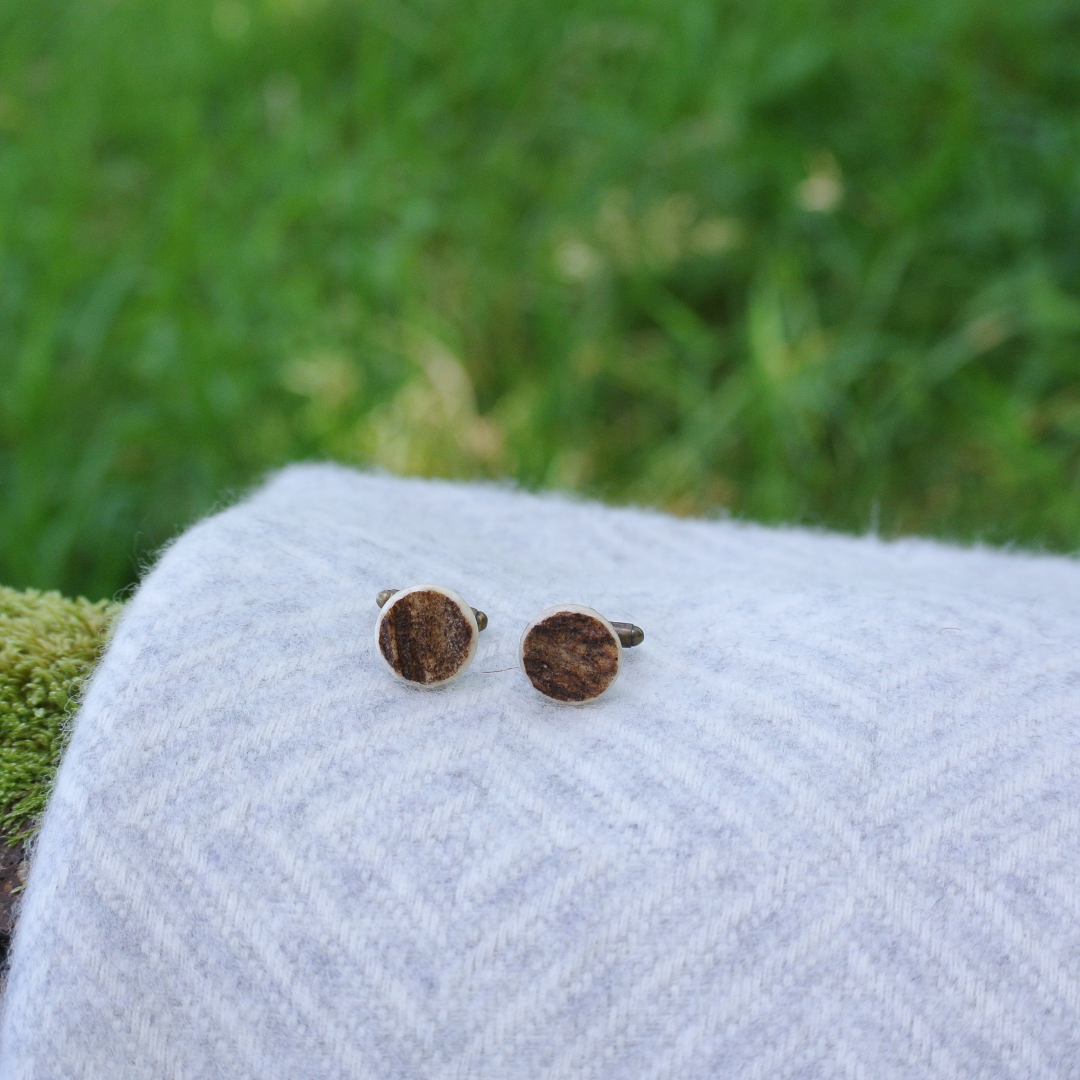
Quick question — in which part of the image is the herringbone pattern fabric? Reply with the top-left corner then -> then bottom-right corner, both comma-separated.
2,466 -> 1079,1078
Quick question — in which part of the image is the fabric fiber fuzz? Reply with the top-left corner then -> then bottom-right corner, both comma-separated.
2,465 -> 1079,1079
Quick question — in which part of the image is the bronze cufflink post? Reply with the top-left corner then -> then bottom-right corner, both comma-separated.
609,622 -> 644,648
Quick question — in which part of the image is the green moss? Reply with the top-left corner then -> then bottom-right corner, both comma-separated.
0,587 -> 123,841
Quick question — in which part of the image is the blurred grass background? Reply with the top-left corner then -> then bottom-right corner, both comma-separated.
2,0 -> 1080,602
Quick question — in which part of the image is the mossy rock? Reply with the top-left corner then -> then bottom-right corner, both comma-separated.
0,588 -> 123,841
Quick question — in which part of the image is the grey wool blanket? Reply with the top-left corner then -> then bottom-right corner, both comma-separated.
2,465 -> 1080,1079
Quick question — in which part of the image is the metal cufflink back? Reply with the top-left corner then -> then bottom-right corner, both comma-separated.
519,605 -> 644,704
376,586 -> 488,687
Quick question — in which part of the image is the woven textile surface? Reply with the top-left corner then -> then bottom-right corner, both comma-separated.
2,465 -> 1079,1079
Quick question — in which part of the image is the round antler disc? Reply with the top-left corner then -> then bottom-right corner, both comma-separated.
520,606 -> 622,703
377,586 -> 478,686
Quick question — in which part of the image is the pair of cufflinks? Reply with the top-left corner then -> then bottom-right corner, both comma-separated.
374,585 -> 644,704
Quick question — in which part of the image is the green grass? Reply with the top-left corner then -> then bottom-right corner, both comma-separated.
0,587 -> 122,839
2,0 -> 1080,601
